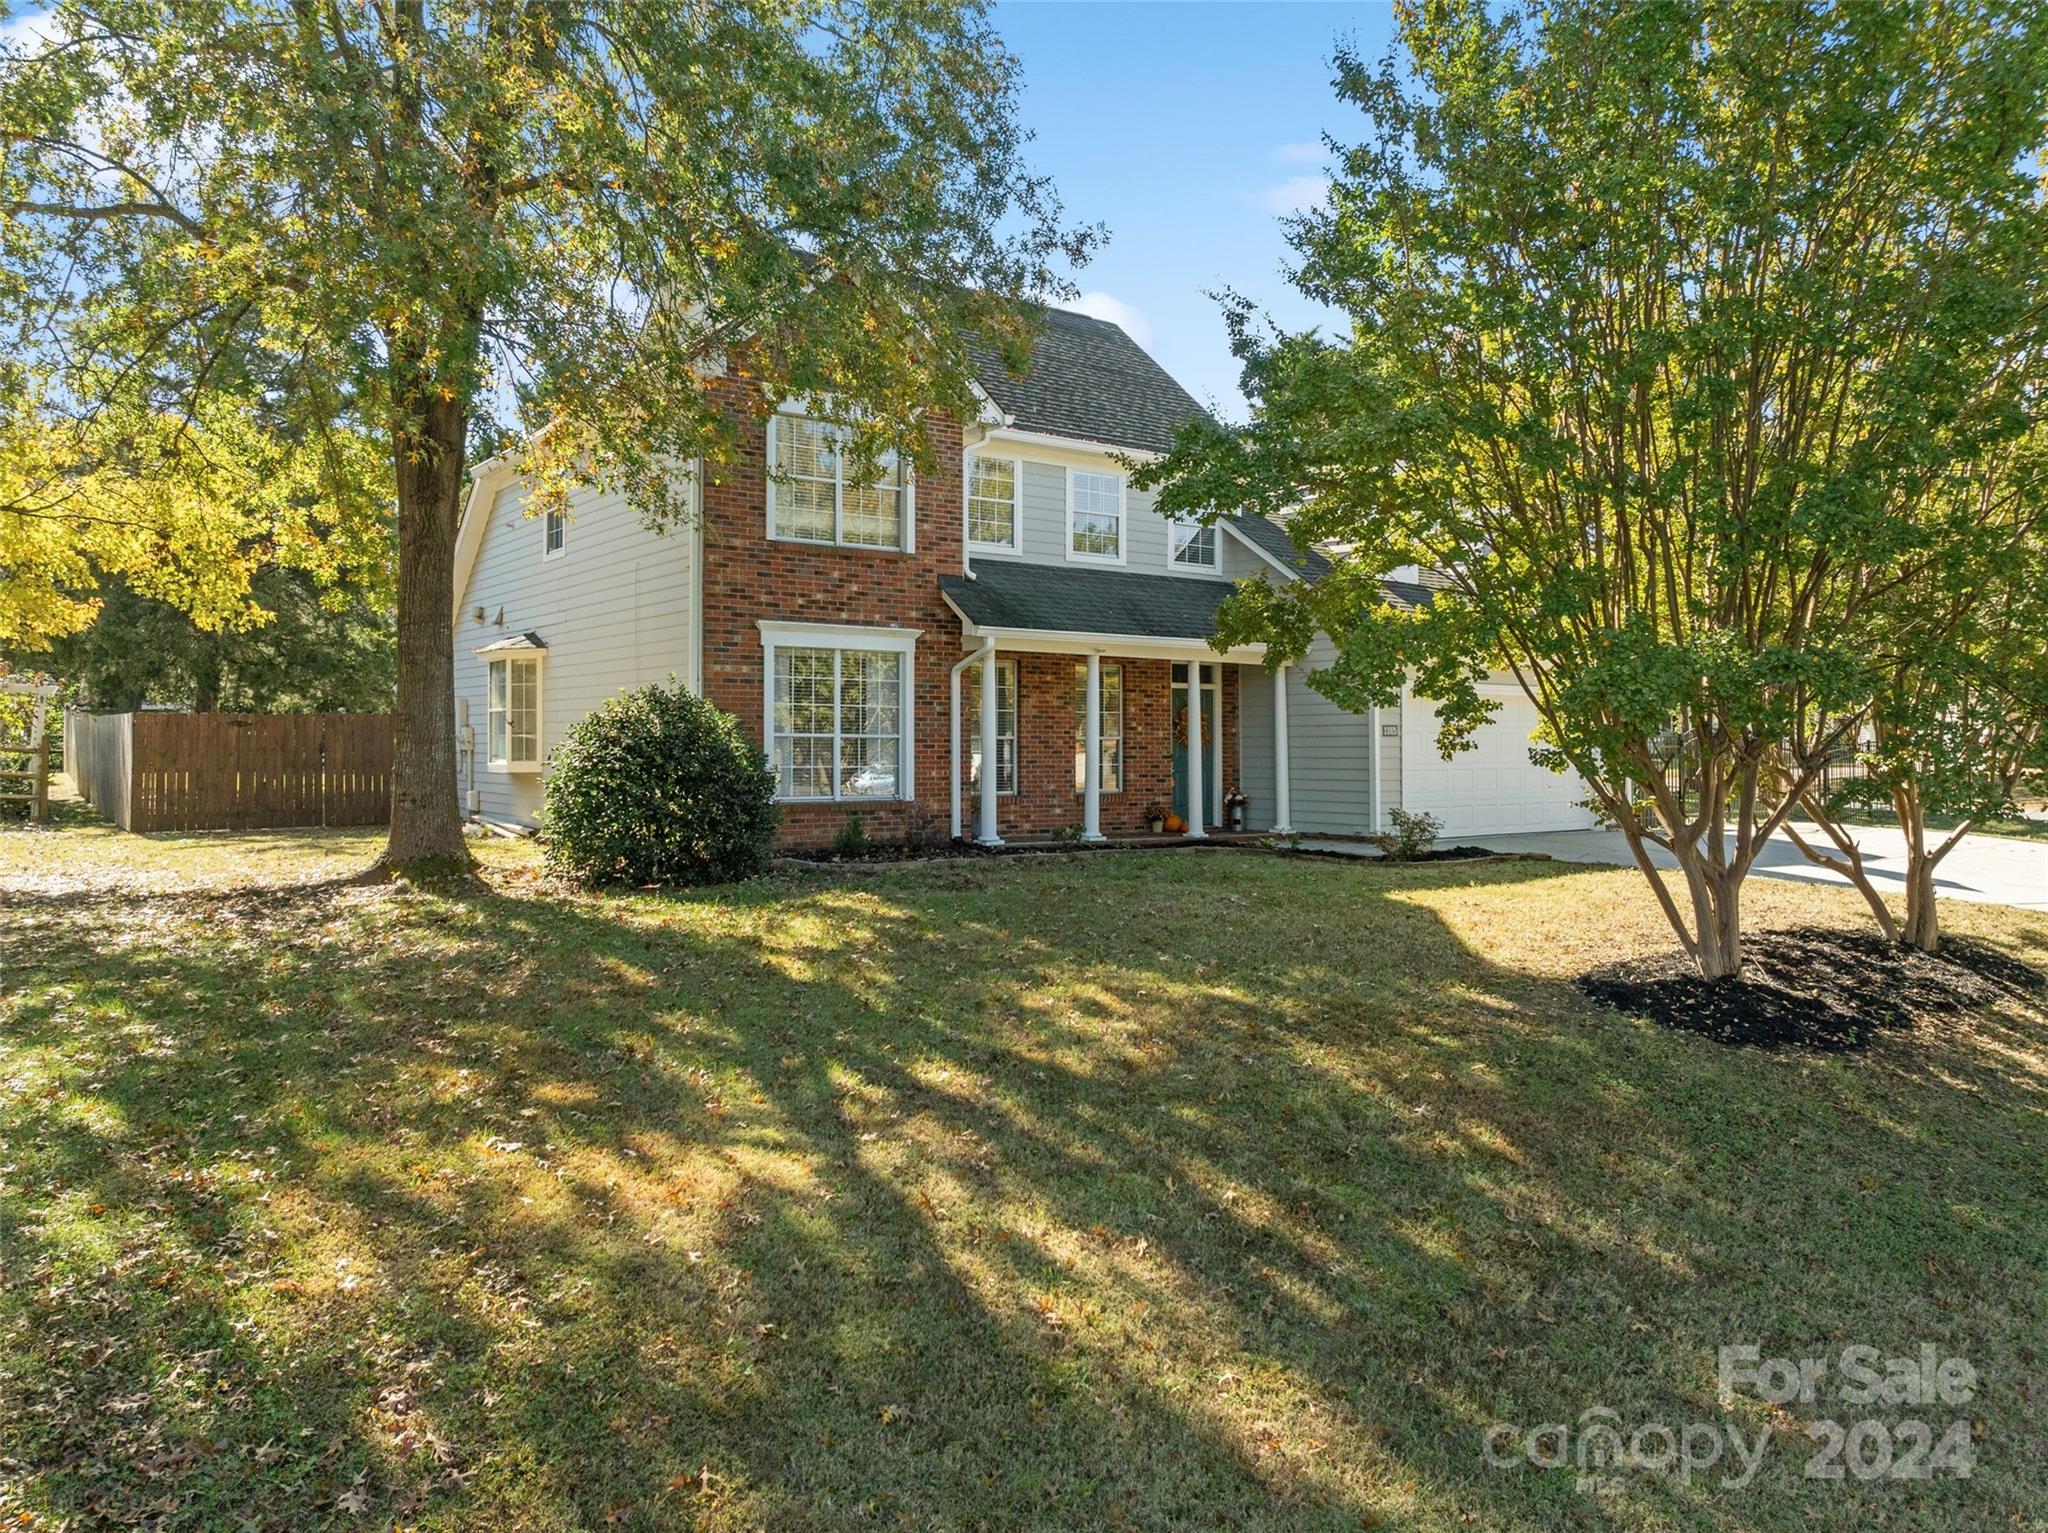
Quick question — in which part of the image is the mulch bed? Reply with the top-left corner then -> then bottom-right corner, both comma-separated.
1577,925 -> 2045,1052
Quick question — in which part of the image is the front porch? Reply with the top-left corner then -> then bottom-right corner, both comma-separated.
939,563 -> 1302,847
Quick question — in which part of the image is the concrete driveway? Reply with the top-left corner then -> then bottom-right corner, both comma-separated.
1462,822 -> 2048,913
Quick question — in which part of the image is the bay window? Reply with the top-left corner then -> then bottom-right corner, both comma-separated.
485,654 -> 542,773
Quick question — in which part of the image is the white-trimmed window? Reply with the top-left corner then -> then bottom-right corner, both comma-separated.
543,508 -> 566,559
768,411 -> 911,551
1073,663 -> 1123,793
760,623 -> 918,801
965,658 -> 1019,794
967,455 -> 1020,551
485,655 -> 542,772
1068,469 -> 1124,561
1169,518 -> 1217,569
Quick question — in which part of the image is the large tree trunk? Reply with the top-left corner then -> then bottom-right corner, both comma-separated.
1672,845 -> 1745,980
378,386 -> 474,875
1896,786 -> 1944,953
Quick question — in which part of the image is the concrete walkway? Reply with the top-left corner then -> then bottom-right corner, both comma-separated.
1457,823 -> 2048,913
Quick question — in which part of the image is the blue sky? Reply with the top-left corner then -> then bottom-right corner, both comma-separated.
993,2 -> 1398,417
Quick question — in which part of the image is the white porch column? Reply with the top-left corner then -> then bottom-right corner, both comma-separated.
1272,661 -> 1293,833
1082,651 -> 1105,842
1184,661 -> 1206,839
977,644 -> 1003,846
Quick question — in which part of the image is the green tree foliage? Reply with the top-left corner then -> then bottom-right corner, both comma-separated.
1,0 -> 1092,871
1145,0 -> 2048,978
1786,455 -> 2048,951
16,564 -> 395,714
540,683 -> 779,888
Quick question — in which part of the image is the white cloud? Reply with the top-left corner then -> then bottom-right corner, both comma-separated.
1273,140 -> 1326,165
1055,290 -> 1154,347
1258,175 -> 1332,216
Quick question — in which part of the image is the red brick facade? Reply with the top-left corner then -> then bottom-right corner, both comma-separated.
694,374 -> 1241,851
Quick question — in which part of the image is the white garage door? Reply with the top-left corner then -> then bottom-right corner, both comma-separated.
1404,690 -> 1596,836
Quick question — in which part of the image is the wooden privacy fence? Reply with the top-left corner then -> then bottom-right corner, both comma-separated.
65,711 -> 394,832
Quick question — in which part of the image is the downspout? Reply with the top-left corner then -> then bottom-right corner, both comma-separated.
950,634 -> 993,842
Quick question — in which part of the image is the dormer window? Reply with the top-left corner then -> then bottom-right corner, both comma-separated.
767,410 -> 912,551
1170,519 -> 1217,569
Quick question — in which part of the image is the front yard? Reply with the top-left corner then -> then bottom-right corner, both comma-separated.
2,814 -> 2044,1530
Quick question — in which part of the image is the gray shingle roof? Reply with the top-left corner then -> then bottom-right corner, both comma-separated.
941,560 -> 1433,643
969,306 -> 1210,455
1227,514 -> 1331,578
941,563 -> 1239,643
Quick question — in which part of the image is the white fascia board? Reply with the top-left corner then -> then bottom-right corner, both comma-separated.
451,455 -> 521,619
1218,520 -> 1304,581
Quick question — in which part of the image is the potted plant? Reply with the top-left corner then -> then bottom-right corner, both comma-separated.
1223,787 -> 1249,830
1144,800 -> 1166,834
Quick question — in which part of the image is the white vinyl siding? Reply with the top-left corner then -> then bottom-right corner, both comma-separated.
454,476 -> 700,829
967,455 -> 1020,551
1073,662 -> 1123,793
767,412 -> 911,551
964,658 -> 1018,794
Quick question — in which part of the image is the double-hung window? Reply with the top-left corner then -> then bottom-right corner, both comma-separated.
1073,663 -> 1123,793
485,654 -> 542,773
763,625 -> 916,801
965,658 -> 1018,794
768,412 -> 911,550
967,455 -> 1020,551
1169,518 -> 1217,569
543,508 -> 566,559
1068,469 -> 1124,561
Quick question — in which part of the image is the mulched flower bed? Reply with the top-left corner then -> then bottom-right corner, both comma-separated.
1577,925 -> 2045,1052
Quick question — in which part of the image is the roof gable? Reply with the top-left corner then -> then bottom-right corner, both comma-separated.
969,305 -> 1210,455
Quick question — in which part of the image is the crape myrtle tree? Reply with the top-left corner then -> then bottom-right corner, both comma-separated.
1142,0 -> 2048,979
1,0 -> 1092,874
1783,466 -> 2048,951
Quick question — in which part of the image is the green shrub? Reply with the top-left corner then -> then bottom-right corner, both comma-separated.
831,811 -> 870,859
540,683 -> 778,887
1373,807 -> 1443,862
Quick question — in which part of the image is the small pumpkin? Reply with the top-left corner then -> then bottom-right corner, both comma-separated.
1162,811 -> 1187,833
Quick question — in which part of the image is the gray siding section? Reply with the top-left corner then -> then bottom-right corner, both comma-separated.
1234,636 -> 1398,835
997,456 -> 1234,580
452,478 -> 697,828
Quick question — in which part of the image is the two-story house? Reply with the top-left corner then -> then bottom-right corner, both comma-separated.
449,305 -> 1595,848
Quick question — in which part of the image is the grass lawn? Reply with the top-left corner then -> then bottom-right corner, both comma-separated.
3,807 -> 2045,1531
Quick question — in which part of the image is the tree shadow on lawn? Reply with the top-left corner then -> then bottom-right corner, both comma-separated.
1,852 -> 2043,1531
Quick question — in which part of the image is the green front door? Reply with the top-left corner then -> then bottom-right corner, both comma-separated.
1170,668 -> 1219,826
